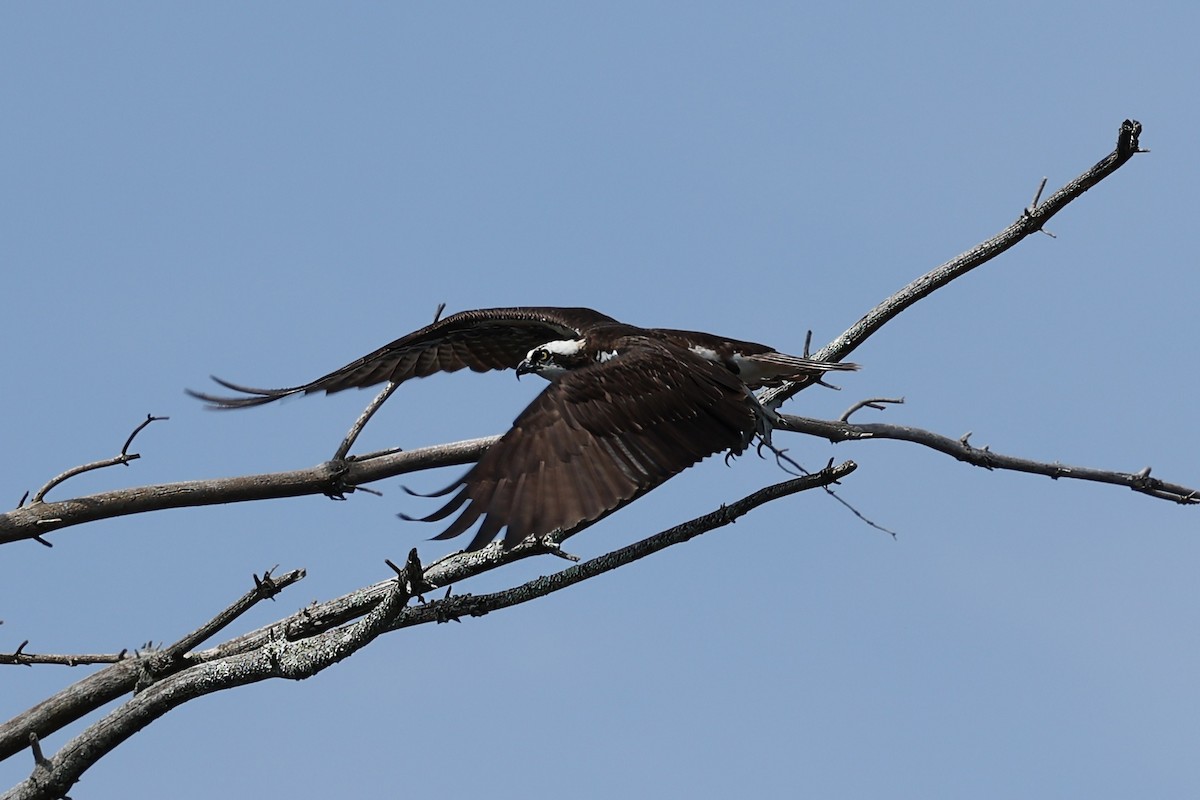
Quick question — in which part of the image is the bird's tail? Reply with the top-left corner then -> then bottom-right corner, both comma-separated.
185,376 -> 307,409
752,352 -> 859,374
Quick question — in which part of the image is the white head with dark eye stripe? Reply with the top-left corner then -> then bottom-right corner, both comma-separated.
516,339 -> 588,380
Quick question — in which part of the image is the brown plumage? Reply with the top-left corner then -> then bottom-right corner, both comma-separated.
188,307 -> 857,549
188,307 -> 619,408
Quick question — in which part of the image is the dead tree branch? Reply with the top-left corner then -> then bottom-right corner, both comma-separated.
28,415 -> 168,506
0,568 -> 305,763
778,414 -> 1198,505
0,643 -> 129,668
0,465 -> 850,799
3,403 -> 1193,551
0,436 -> 497,546
759,119 -> 1146,410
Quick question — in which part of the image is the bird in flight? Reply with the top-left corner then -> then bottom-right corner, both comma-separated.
189,307 -> 857,551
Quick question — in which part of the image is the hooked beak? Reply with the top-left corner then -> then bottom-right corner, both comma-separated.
515,359 -> 535,380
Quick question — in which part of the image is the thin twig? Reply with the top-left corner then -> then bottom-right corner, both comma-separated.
756,444 -> 896,537
840,397 -> 905,423
30,415 -> 168,503
140,567 -> 306,684
1028,176 -> 1048,211
27,734 -> 48,768
330,381 -> 400,465
0,642 -> 131,668
326,299 -> 448,464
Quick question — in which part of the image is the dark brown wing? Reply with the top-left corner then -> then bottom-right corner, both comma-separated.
650,328 -> 859,388
404,340 -> 759,550
187,307 -> 617,408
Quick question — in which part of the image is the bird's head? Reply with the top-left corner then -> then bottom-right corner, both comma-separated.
517,339 -> 588,381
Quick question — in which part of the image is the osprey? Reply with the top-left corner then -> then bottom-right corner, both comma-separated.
189,307 -> 857,550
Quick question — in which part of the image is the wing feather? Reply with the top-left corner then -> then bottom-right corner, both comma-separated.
187,307 -> 617,408
410,341 -> 760,550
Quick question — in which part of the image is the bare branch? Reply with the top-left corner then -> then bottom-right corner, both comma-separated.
0,570 -> 304,761
840,397 -> 905,423
29,415 -> 168,504
386,462 -> 856,627
2,579 -> 413,800
0,662 -> 144,765
5,387 -> 1193,550
760,119 -> 1146,410
0,436 -> 498,546
777,413 -> 1199,505
0,465 -> 849,799
0,642 -> 130,668
139,567 -> 306,680
329,382 -> 400,465
1028,176 -> 1048,212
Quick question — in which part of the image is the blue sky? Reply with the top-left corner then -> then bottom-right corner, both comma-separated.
2,3 -> 1197,798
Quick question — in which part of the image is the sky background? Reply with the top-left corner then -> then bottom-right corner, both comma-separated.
2,3 -> 1197,798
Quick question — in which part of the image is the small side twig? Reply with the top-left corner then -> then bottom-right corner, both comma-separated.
330,382 -> 401,466
1026,177 -> 1056,237
840,397 -> 905,423
1028,176 -> 1048,211
327,304 -> 445,464
385,548 -> 432,601
0,640 -> 132,668
30,415 -> 168,504
140,567 -> 306,686
758,443 -> 896,537
28,732 -> 49,768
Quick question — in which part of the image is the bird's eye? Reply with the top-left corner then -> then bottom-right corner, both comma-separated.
534,348 -> 549,362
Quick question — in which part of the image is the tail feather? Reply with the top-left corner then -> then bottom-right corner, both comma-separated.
184,376 -> 308,409
751,352 -> 859,373
736,352 -> 859,388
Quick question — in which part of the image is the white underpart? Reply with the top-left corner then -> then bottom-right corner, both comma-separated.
690,345 -> 774,383
685,344 -> 779,445
730,352 -> 777,385
597,349 -> 618,362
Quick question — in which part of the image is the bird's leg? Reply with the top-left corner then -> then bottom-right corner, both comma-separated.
740,389 -> 809,476
745,387 -> 781,450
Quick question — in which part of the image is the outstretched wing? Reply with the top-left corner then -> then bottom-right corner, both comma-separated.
404,340 -> 760,550
187,307 -> 617,408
